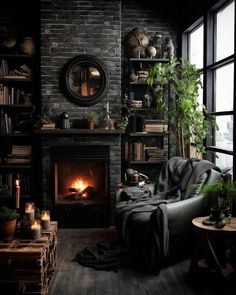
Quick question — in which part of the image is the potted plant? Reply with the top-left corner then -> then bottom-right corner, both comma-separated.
87,111 -> 97,129
147,57 -> 217,158
202,177 -> 236,227
0,206 -> 19,240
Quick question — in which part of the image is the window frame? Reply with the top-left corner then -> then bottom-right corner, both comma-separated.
182,0 -> 235,177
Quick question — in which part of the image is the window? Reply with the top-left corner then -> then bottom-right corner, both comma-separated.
183,0 -> 235,175
189,24 -> 204,69
216,1 -> 235,61
185,22 -> 204,105
215,63 -> 234,112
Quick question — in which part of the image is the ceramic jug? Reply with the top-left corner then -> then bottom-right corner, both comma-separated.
20,37 -> 35,55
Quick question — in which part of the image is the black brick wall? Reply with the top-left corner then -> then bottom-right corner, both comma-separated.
121,0 -> 179,59
40,0 -> 182,124
40,0 -> 122,124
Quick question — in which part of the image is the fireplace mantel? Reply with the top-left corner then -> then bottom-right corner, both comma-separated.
34,128 -> 124,136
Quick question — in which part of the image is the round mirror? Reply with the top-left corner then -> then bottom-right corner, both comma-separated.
60,55 -> 109,106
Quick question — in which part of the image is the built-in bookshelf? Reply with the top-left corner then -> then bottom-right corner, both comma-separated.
123,58 -> 169,181
0,50 -> 36,207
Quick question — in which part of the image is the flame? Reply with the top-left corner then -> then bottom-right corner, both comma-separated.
70,177 -> 89,192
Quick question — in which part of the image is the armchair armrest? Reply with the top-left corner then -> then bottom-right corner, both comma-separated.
167,194 -> 206,237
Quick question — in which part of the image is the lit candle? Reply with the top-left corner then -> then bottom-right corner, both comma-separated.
30,220 -> 41,240
41,210 -> 50,229
106,101 -> 109,113
25,202 -> 35,221
15,179 -> 20,209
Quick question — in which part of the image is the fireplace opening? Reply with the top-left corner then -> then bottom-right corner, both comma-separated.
52,145 -> 110,228
55,160 -> 108,204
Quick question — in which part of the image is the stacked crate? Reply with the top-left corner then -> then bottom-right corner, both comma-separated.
0,221 -> 57,295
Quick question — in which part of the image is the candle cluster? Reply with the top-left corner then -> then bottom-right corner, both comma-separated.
17,200 -> 51,240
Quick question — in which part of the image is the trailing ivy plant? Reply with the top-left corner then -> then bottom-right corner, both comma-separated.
147,57 -> 217,158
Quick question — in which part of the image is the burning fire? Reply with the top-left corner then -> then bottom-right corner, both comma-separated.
68,177 -> 91,198
71,178 -> 89,192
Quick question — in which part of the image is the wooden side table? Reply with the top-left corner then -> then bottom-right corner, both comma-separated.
0,221 -> 57,295
191,216 -> 236,280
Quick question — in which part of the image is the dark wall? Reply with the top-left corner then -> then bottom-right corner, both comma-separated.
40,0 -> 183,126
1,0 -> 216,126
40,0 -> 122,126
121,0 -> 180,57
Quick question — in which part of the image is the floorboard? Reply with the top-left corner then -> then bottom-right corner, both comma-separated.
48,227 -> 236,295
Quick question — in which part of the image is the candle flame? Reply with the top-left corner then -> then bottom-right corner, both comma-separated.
26,203 -> 34,211
31,220 -> 40,229
42,211 -> 50,220
16,179 -> 20,186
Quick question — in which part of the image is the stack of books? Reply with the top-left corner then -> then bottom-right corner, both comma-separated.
144,146 -> 165,161
136,70 -> 148,82
131,100 -> 143,109
145,120 -> 168,133
0,60 -> 31,80
4,145 -> 32,164
41,122 -> 56,129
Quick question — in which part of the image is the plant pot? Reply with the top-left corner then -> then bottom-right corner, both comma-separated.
210,205 -> 231,221
210,206 -> 222,221
88,121 -> 94,129
0,219 -> 17,240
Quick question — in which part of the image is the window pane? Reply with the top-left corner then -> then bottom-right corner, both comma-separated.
197,74 -> 203,106
215,153 -> 233,172
189,24 -> 203,69
215,115 -> 233,151
216,1 -> 235,61
215,63 -> 234,111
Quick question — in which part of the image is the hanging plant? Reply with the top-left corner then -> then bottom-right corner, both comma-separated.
147,57 -> 217,158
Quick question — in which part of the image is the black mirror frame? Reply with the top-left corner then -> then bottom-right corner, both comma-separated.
60,54 -> 109,107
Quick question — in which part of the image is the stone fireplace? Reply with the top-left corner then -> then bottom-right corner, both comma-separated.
37,129 -> 122,228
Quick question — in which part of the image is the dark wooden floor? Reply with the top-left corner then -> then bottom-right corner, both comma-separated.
48,228 -> 236,295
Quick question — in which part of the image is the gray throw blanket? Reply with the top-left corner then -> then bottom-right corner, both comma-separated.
74,157 -> 220,273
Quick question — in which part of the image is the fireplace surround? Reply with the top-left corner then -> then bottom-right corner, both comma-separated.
37,129 -> 122,228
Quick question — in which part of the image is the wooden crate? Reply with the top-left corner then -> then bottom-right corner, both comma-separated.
0,221 -> 57,295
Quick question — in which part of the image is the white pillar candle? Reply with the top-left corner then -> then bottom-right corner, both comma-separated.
41,210 -> 50,229
31,220 -> 41,240
25,202 -> 35,221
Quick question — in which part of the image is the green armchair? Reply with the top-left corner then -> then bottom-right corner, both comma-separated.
115,157 -> 222,272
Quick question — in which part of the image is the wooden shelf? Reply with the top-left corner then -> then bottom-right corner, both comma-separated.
0,133 -> 32,137
129,58 -> 169,62
34,128 -> 125,136
0,164 -> 32,170
0,104 -> 33,110
130,159 -> 167,164
0,54 -> 33,59
130,132 -> 167,137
